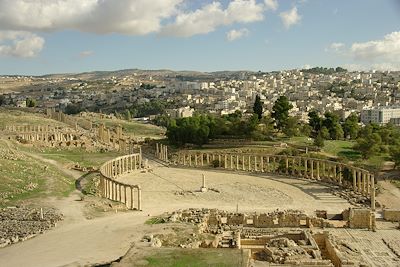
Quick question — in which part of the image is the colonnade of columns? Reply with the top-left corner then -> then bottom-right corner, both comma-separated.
99,153 -> 143,210
18,132 -> 78,142
5,125 -> 58,132
155,143 -> 168,162
173,150 -> 376,210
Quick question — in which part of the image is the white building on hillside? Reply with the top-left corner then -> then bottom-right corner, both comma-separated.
361,106 -> 400,124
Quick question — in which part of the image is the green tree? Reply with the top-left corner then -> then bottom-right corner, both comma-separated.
301,124 -> 312,137
124,109 -> 131,121
26,98 -> 36,107
253,95 -> 263,120
389,145 -> 400,168
320,126 -> 330,139
0,95 -> 5,106
354,134 -> 381,159
272,96 -> 293,131
308,110 -> 322,137
343,113 -> 360,139
314,132 -> 325,148
283,116 -> 300,137
322,112 -> 342,140
65,103 -> 81,115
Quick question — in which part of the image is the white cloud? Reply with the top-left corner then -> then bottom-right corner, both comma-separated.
79,50 -> 94,58
330,31 -> 400,71
161,0 -> 264,37
264,0 -> 278,11
0,31 -> 44,57
325,42 -> 345,53
227,28 -> 249,41
350,31 -> 400,61
279,7 -> 301,29
0,0 -> 183,35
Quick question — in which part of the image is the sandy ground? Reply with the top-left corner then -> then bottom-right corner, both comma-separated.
377,180 -> 400,209
119,164 -> 352,215
0,159 -> 355,267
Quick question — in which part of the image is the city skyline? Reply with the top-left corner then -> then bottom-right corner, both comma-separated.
0,0 -> 400,75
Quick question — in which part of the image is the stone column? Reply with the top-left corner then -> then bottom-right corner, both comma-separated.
310,160 -> 314,179
218,154 -> 222,167
201,154 -> 204,166
189,154 -> 192,166
371,175 -> 375,210
292,158 -> 296,175
304,159 -> 308,178
207,153 -> 210,164
260,156 -> 264,172
224,154 -> 228,169
248,155 -> 252,171
353,169 -> 357,191
362,172 -> 367,195
137,186 -> 142,211
236,155 -> 239,170
130,187 -> 134,210
124,186 -> 128,207
230,155 -> 233,169
242,155 -> 245,171
254,156 -> 258,172
316,161 -> 320,180
156,143 -> 159,157
357,171 -> 362,193
266,157 -> 270,172
285,157 -> 289,175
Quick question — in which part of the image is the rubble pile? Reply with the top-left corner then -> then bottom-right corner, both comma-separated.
330,188 -> 370,207
0,206 -> 63,247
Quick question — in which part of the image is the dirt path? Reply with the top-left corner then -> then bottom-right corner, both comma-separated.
377,180 -> 400,209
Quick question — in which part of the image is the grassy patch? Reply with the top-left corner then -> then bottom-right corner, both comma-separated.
36,148 -> 122,168
0,142 -> 75,206
0,109 -> 68,129
92,117 -> 165,138
363,154 -> 389,170
285,136 -> 313,146
322,140 -> 361,160
145,217 -> 165,225
141,248 -> 246,267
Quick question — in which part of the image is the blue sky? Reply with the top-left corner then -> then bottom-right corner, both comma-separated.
0,0 -> 399,75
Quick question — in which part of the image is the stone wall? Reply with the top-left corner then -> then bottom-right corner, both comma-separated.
383,209 -> 400,222
99,152 -> 143,210
346,208 -> 376,230
46,108 -> 92,130
155,144 -> 376,210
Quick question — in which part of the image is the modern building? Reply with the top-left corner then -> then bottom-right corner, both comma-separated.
361,106 -> 400,124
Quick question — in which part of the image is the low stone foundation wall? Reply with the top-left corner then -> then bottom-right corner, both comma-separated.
99,152 -> 143,210
383,209 -> 400,222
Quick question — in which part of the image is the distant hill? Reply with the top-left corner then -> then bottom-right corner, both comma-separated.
37,69 -> 258,81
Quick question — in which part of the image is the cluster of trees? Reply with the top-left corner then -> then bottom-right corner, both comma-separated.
64,103 -> 82,115
166,111 -> 270,146
166,95 -> 295,147
354,123 -> 400,162
308,111 -> 362,147
301,67 -> 347,75
128,99 -> 170,118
